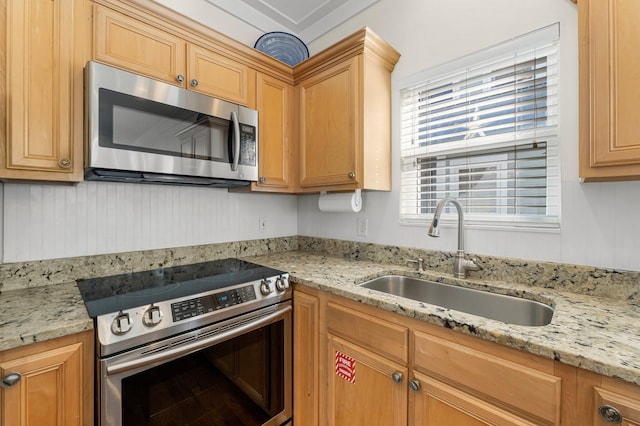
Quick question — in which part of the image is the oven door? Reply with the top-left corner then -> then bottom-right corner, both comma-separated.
98,302 -> 291,426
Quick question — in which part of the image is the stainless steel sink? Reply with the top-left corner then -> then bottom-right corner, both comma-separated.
358,275 -> 554,326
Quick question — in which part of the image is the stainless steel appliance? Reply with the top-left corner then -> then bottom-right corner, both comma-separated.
85,61 -> 258,187
78,259 -> 291,426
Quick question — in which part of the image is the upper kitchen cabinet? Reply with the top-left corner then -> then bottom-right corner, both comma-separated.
579,0 -> 640,181
93,2 -> 257,106
0,0 -> 89,182
93,5 -> 186,87
295,28 -> 400,192
251,72 -> 296,191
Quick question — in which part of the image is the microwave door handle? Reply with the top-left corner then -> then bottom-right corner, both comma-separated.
230,111 -> 240,171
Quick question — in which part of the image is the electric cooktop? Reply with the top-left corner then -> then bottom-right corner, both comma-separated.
77,258 -> 285,317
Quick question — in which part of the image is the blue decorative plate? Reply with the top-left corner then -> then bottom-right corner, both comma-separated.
254,32 -> 309,66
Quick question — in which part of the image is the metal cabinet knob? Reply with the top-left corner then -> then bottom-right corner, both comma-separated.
259,176 -> 266,183
391,372 -> 403,383
176,74 -> 185,83
598,405 -> 623,424
1,373 -> 21,388
190,79 -> 199,87
408,379 -> 421,392
58,158 -> 72,169
348,172 -> 355,179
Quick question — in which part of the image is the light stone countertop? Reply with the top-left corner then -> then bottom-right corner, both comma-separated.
0,282 -> 93,352
0,250 -> 638,388
245,251 -> 640,386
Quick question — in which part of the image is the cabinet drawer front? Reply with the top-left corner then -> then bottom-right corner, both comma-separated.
326,302 -> 408,363
414,331 -> 561,424
594,387 -> 640,424
412,371 -> 539,426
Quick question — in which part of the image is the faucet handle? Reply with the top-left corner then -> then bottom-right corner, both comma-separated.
407,258 -> 425,273
453,252 -> 482,278
463,258 -> 481,272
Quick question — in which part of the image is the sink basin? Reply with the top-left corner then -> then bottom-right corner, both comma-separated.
358,275 -> 553,326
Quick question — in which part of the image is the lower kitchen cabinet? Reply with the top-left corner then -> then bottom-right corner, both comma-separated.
577,369 -> 640,425
410,371 -> 535,425
0,331 -> 93,426
327,335 -> 407,425
412,330 -> 561,425
293,290 -> 320,425
293,285 -> 640,426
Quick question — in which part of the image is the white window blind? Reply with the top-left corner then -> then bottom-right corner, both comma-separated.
400,24 -> 560,227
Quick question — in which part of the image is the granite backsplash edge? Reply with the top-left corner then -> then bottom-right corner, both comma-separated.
1,236 -> 637,304
0,237 -> 299,292
296,236 -> 639,305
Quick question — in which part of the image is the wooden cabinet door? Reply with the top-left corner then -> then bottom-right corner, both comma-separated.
255,72 -> 293,190
579,0 -> 640,181
298,57 -> 359,189
187,44 -> 253,105
293,290 -> 320,425
0,342 -> 84,426
410,371 -> 536,426
326,335 -> 407,426
1,0 -> 85,181
94,5 -> 186,86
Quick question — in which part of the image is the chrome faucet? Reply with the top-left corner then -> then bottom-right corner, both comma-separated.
427,197 -> 480,278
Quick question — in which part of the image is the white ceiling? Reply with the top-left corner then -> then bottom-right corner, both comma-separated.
205,0 -> 379,43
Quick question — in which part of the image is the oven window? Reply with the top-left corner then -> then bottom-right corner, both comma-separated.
121,321 -> 284,425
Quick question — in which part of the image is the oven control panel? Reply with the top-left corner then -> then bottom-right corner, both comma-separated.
171,285 -> 257,322
96,273 -> 290,356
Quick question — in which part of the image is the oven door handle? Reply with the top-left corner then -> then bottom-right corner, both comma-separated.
105,305 -> 291,376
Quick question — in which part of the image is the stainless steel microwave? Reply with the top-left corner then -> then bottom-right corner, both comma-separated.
85,61 -> 258,187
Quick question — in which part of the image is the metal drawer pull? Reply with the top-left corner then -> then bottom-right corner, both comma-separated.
408,379 -> 420,392
598,405 -> 623,424
1,373 -> 21,388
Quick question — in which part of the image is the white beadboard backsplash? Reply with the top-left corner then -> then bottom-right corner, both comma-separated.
2,181 -> 297,263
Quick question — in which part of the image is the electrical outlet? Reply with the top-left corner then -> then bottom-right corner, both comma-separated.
356,218 -> 368,237
259,217 -> 267,233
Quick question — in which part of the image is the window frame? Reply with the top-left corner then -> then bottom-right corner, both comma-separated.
398,23 -> 561,230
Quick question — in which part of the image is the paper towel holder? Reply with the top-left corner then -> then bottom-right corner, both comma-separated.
318,189 -> 363,212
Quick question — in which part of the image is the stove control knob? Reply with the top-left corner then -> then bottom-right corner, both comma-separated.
275,276 -> 289,292
260,279 -> 273,295
111,312 -> 133,335
143,305 -> 163,327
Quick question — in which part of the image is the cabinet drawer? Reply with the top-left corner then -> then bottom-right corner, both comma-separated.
326,302 -> 408,364
413,331 -> 561,424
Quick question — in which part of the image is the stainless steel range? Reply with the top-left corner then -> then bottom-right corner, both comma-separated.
78,258 -> 292,426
